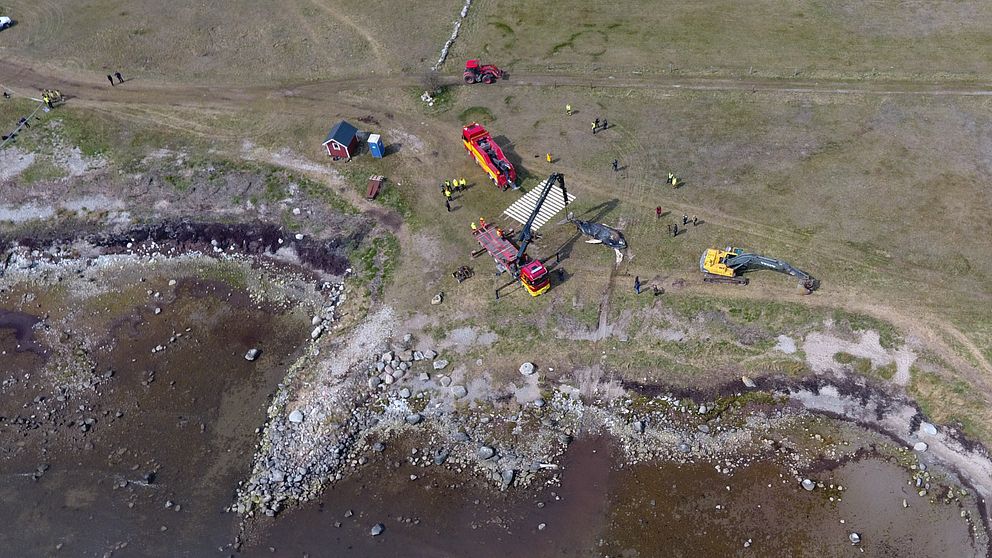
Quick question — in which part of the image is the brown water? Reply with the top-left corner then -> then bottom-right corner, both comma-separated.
0,279 -> 309,557
247,437 -> 983,558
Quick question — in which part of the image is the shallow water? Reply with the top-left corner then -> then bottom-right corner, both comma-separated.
248,436 -> 983,557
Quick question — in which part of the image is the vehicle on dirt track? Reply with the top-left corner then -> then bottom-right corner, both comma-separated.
0,17 -> 12,30
463,59 -> 504,84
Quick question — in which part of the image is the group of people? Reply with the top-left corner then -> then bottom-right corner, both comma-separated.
106,71 -> 125,86
667,171 -> 680,188
592,117 -> 609,134
633,276 -> 664,296
441,178 -> 468,212
664,213 -> 699,237
40,89 -> 63,108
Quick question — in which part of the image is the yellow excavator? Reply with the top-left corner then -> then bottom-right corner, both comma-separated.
700,247 -> 818,293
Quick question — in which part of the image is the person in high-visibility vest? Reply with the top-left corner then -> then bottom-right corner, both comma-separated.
479,217 -> 486,229
444,188 -> 452,200
459,178 -> 467,189
471,222 -> 477,231
546,153 -> 552,163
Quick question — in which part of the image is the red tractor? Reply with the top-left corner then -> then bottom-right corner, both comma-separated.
463,59 -> 504,84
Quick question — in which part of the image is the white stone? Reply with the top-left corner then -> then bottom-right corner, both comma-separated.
519,362 -> 536,376
288,410 -> 304,423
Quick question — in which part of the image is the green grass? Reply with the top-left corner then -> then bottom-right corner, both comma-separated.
353,234 -> 401,299
18,158 -> 66,184
459,106 -> 496,125
910,367 -> 989,442
297,176 -> 356,214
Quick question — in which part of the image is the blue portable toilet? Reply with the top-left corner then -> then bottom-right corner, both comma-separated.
368,133 -> 384,159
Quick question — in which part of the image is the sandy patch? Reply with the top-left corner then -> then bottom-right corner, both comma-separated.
0,148 -> 36,181
803,329 -> 916,385
774,334 -> 797,354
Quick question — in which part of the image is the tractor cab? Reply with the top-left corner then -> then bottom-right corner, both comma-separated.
519,259 -> 550,296
465,59 -> 480,74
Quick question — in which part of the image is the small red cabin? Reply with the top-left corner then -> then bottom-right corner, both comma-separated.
322,120 -> 359,160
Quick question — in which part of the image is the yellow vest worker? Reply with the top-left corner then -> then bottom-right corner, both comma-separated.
471,222 -> 477,231
546,153 -> 552,163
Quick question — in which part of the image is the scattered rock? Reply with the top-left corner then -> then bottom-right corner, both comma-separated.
519,362 -> 536,376
311,326 -> 324,340
405,413 -> 423,425
697,424 -> 710,433
538,523 -> 546,531
920,422 -> 938,436
368,376 -> 382,389
438,375 -> 452,387
370,523 -> 384,536
913,442 -> 928,452
431,293 -> 443,305
741,375 -> 756,388
433,448 -> 450,465
432,359 -> 449,371
288,410 -> 304,424
425,350 -> 438,360
801,479 -> 815,491
632,420 -> 645,434
244,348 -> 261,361
534,398 -> 545,408
478,446 -> 496,460
451,385 -> 467,399
372,442 -> 385,452
849,532 -> 861,545
398,387 -> 411,399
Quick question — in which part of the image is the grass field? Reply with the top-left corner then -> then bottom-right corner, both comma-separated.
453,0 -> 992,81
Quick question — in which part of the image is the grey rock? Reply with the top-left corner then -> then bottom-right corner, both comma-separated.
311,316 -> 323,326
270,470 -> 285,483
801,479 -> 815,491
438,375 -> 452,387
310,326 -> 324,340
678,442 -> 691,453
368,376 -> 382,389
381,351 -> 394,363
288,410 -> 304,424
398,387 -> 411,399
372,442 -> 385,452
632,420 -> 645,434
451,385 -> 467,399
371,523 -> 385,536
244,348 -> 261,361
478,446 -> 496,460
405,413 -> 423,425
382,373 -> 394,385
519,362 -> 536,376
697,424 -> 710,433
425,350 -> 438,360
453,431 -> 471,443
534,398 -> 545,408
741,375 -> 756,388
849,533 -> 861,545
558,434 -> 572,446
413,351 -> 425,361
376,362 -> 386,372
913,442 -> 928,452
920,422 -> 938,436
432,359 -> 449,371
419,372 -> 431,382
500,469 -> 515,489
433,448 -> 450,465
698,405 -> 707,414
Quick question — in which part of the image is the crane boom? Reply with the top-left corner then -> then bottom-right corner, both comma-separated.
515,173 -> 567,266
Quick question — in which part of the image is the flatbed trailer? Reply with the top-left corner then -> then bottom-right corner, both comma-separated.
472,223 -> 549,296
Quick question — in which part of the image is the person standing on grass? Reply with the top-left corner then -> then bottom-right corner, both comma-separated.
656,206 -> 662,219
107,75 -> 115,86
667,223 -> 672,235
634,276 -> 641,294
459,177 -> 467,191
602,119 -> 608,130
682,214 -> 688,226
673,223 -> 679,237
592,121 -> 598,134
566,104 -> 572,116
115,72 -> 124,84
692,215 -> 698,226
445,199 -> 452,212
546,153 -> 552,164
612,159 -> 619,172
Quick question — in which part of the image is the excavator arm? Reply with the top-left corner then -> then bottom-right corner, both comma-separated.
700,247 -> 818,292
723,253 -> 812,282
